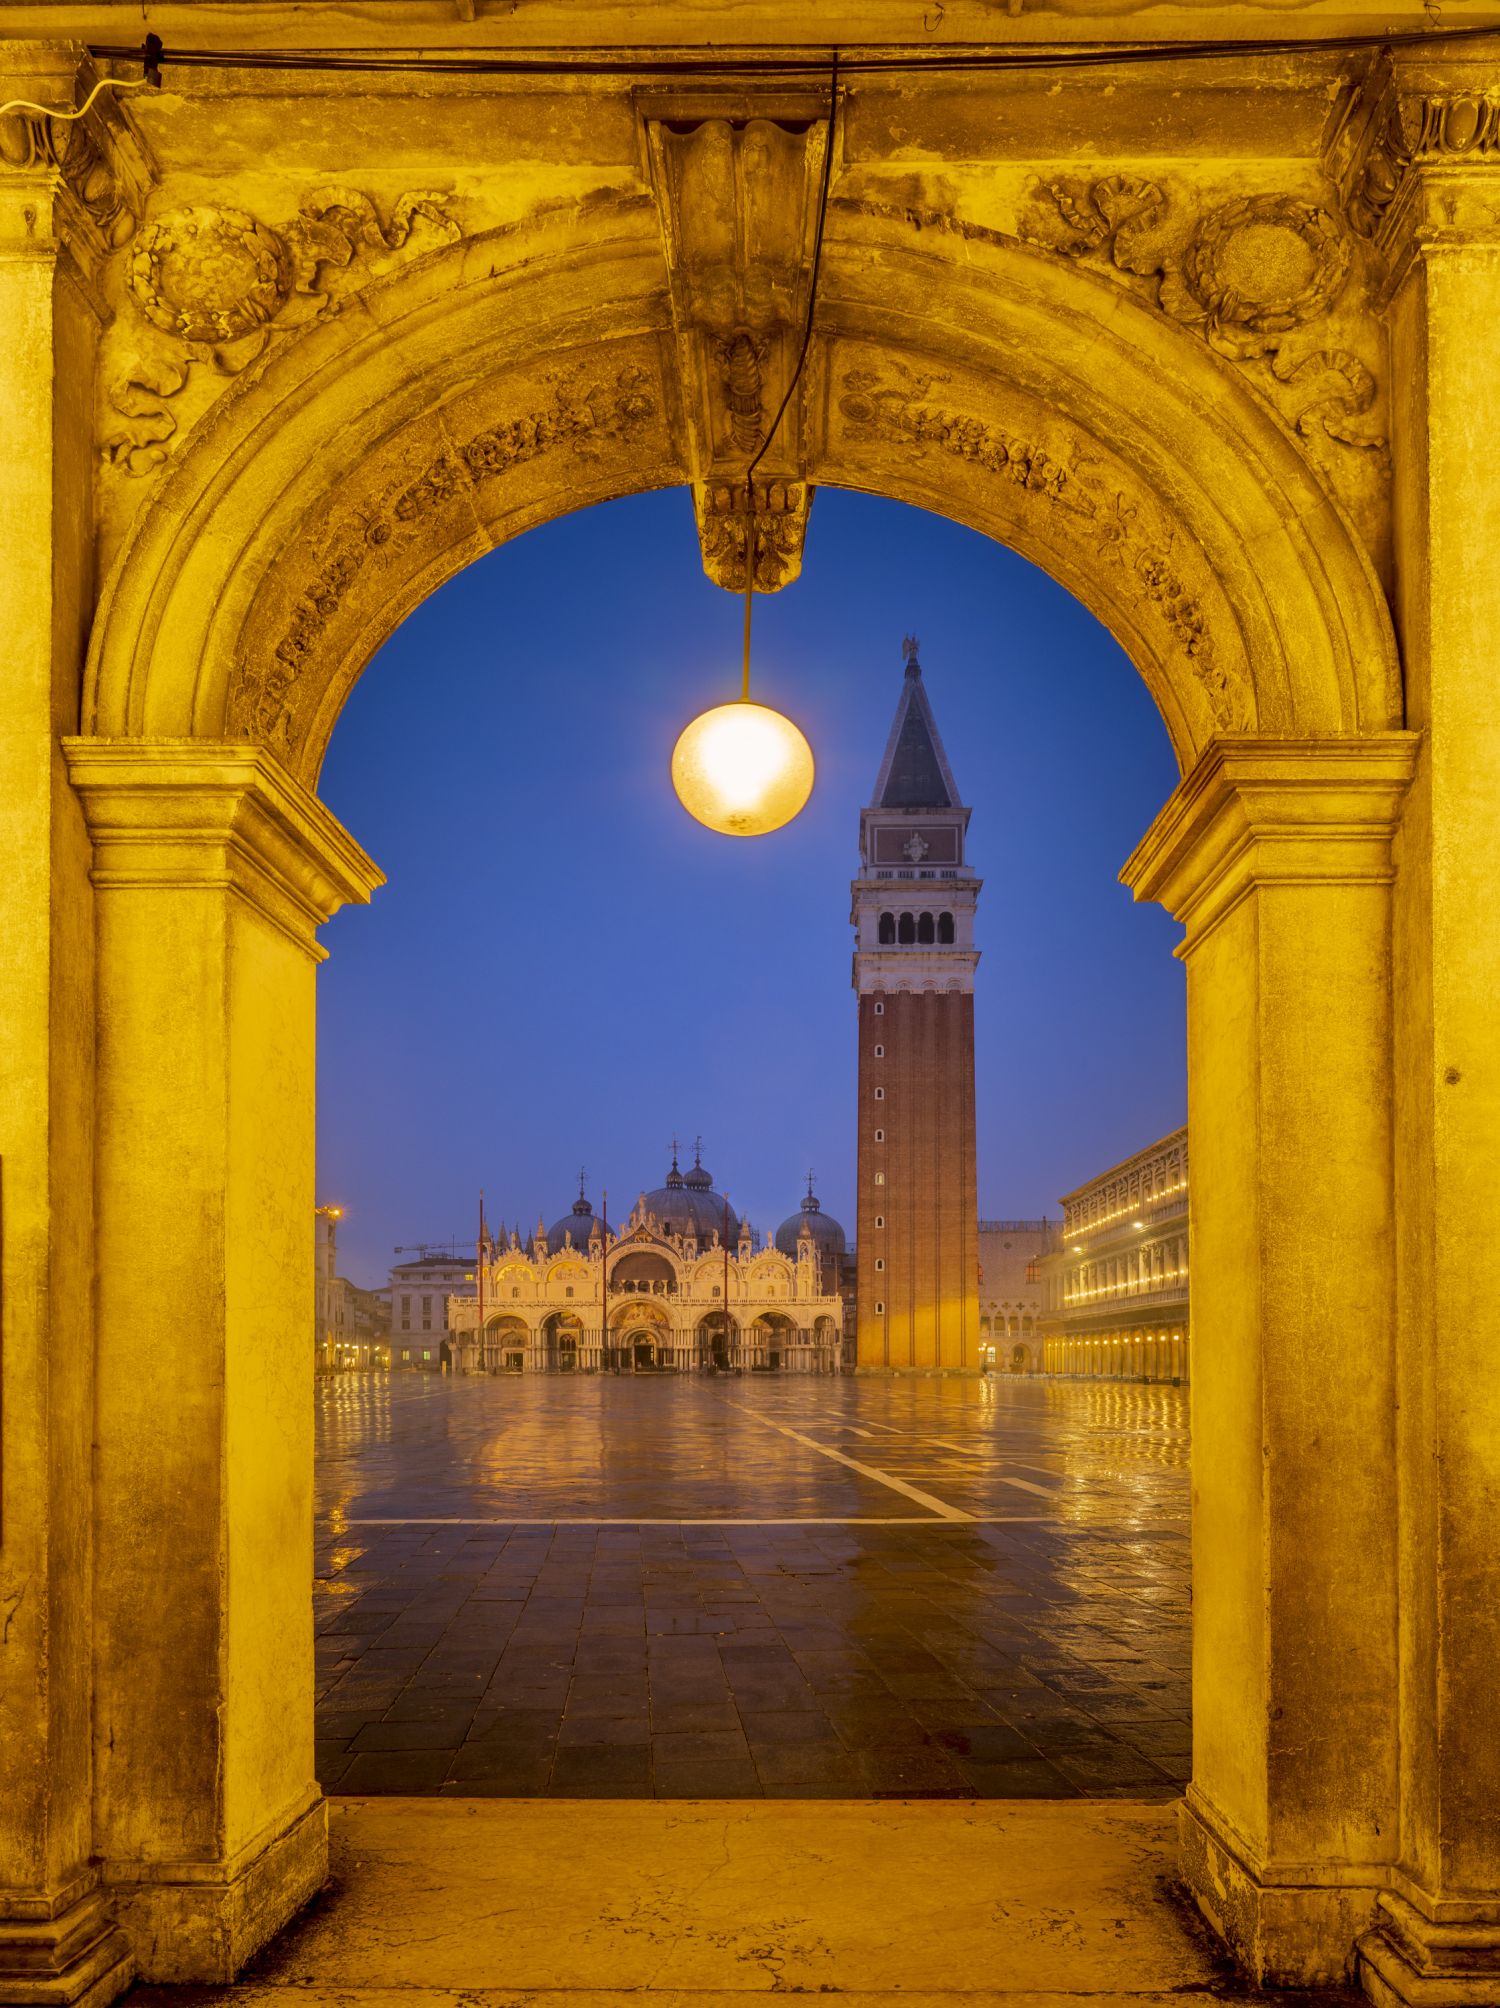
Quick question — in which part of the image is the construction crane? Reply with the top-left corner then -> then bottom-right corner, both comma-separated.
391,1240 -> 474,1259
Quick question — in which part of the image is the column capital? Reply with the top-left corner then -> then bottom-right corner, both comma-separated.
62,739 -> 384,954
1121,734 -> 1420,942
0,43 -> 154,292
1326,49 -> 1500,294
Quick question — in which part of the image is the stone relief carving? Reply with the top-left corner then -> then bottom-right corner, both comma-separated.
695,478 -> 809,594
712,332 -> 767,454
229,363 -> 659,751
1027,178 -> 1385,463
1328,76 -> 1500,258
837,361 -> 1249,731
0,99 -> 143,250
101,187 -> 459,475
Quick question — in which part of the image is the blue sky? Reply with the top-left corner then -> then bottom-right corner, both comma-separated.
317,486 -> 1185,1286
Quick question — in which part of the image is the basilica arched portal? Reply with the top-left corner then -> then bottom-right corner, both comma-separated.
4,25 -> 1496,2008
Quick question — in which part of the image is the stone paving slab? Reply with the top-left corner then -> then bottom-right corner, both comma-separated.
315,1379 -> 1190,1798
129,1799 -> 1358,2008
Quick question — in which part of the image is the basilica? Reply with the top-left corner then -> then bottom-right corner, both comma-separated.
448,1149 -> 849,1374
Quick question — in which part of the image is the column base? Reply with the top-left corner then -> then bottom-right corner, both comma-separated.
1360,1893 -> 1500,2007
0,1891 -> 134,2008
104,1792 -> 327,1983
1179,1792 -> 1384,1987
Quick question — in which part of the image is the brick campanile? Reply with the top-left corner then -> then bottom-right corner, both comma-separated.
852,638 -> 981,1372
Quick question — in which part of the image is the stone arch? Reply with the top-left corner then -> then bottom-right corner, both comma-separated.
59,177 -> 1421,2001
83,199 -> 1399,783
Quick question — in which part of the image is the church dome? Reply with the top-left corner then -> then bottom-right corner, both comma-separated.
640,1149 -> 741,1242
548,1192 -> 607,1249
774,1183 -> 847,1259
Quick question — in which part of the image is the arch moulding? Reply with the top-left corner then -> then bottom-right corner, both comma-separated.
83,196 -> 1401,782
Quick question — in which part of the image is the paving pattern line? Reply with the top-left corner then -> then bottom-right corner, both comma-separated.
341,1514 -> 973,1527
928,1441 -> 1064,1496
724,1403 -> 976,1522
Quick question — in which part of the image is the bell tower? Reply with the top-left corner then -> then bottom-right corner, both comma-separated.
852,639 -> 980,1371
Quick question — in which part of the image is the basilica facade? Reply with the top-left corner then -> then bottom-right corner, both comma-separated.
448,1151 -> 848,1374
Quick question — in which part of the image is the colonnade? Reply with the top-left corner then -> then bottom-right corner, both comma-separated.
1045,1330 -> 1188,1381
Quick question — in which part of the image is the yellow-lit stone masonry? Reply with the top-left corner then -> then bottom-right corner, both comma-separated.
0,8 -> 1498,2007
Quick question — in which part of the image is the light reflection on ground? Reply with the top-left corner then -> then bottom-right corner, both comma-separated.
314,1374 -> 1189,1798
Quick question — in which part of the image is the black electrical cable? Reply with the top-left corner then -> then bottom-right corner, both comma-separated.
86,20 -> 1500,82
739,51 -> 838,699
747,51 -> 838,495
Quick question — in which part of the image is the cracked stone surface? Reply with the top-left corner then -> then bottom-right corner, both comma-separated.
129,1798 -> 1359,2007
315,1378 -> 1189,1798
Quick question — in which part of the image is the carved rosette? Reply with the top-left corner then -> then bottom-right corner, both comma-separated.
835,360 -> 1250,733
228,363 -> 661,756
1029,176 -> 1385,478
129,207 -> 292,349
1158,197 -> 1351,359
102,188 -> 460,476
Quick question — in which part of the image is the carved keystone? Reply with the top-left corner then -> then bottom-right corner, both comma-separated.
644,112 -> 827,591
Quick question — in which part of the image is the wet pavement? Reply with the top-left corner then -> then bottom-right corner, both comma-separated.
315,1374 -> 1190,1798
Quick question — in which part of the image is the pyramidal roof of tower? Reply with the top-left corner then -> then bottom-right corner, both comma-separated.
869,642 -> 963,810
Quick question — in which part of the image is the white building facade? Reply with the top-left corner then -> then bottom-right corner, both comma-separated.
978,1219 -> 1055,1374
1037,1127 -> 1190,1382
389,1251 -> 478,1369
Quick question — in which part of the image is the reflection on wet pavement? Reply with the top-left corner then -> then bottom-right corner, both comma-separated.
315,1375 -> 1189,1798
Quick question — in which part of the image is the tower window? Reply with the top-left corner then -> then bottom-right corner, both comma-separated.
874,1002 -> 884,1016
938,912 -> 955,944
898,913 -> 915,945
875,1258 -> 884,1272
875,1129 -> 884,1143
874,1172 -> 885,1186
874,1087 -> 884,1100
875,1302 -> 885,1317
875,1215 -> 884,1229
874,1044 -> 883,1058
917,913 -> 935,945
878,912 -> 895,945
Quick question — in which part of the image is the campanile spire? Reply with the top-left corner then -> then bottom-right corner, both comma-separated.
851,642 -> 981,1371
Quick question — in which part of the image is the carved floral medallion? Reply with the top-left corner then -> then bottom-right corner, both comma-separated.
128,207 -> 292,348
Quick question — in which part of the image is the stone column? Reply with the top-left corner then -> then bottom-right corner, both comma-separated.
1123,735 -> 1417,1987
0,50 -> 146,2008
1340,56 -> 1500,2008
62,742 -> 382,1983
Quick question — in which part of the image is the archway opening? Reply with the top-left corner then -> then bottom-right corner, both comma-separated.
305,481 -> 1192,1805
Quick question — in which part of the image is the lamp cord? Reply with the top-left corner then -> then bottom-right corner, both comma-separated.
740,47 -> 839,702
0,72 -> 153,123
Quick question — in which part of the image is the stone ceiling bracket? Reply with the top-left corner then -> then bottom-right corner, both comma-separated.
642,106 -> 828,592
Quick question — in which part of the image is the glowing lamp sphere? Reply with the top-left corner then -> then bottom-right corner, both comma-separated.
671,699 -> 815,837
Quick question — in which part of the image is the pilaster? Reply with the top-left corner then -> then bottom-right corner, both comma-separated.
0,43 -> 148,2008
61,742 -> 382,1982
1340,56 -> 1500,2008
1124,734 -> 1419,1988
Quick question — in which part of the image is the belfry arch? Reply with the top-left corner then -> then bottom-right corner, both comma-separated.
5,25 -> 1497,2008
